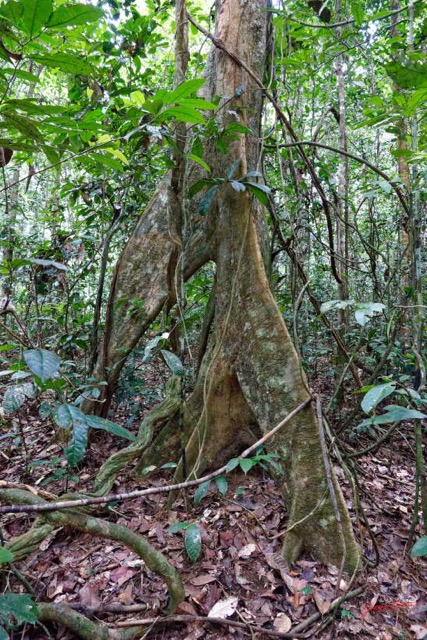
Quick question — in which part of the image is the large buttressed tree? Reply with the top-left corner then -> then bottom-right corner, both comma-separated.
88,0 -> 360,572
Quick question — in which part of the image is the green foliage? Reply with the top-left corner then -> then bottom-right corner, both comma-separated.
411,536 -> 427,557
167,521 -> 202,563
0,594 -> 38,639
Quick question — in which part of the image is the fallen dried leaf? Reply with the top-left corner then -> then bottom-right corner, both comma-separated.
273,613 -> 292,633
208,596 -> 238,619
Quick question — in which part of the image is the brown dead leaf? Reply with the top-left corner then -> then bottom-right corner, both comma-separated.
208,596 -> 238,619
410,624 -> 427,640
273,613 -> 292,633
118,583 -> 134,605
176,601 -> 199,615
79,583 -> 101,608
110,566 -> 136,587
190,574 -> 217,586
313,590 -> 331,615
238,543 -> 257,558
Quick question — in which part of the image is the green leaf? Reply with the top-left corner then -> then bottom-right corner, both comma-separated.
0,0 -> 53,37
161,349 -> 184,376
386,61 -> 427,89
0,594 -> 38,626
2,114 -> 43,142
30,53 -> 92,75
56,404 -> 88,466
223,122 -> 252,135
194,481 -> 211,505
159,106 -> 205,124
47,4 -> 103,29
0,549 -> 13,565
85,415 -> 136,441
214,476 -> 228,495
168,521 -> 190,534
25,0 -> 52,36
2,383 -> 34,413
185,154 -> 210,172
225,457 -> 240,472
184,524 -> 202,563
240,458 -> 256,474
199,185 -> 220,215
179,98 -> 216,110
227,159 -> 241,180
411,536 -> 427,557
169,79 -> 205,102
244,181 -> 271,205
24,349 -> 61,383
188,178 -> 216,198
0,626 -> 8,640
381,405 -> 427,421
361,383 -> 396,414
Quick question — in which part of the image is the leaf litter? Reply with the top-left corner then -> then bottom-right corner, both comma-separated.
0,387 -> 426,640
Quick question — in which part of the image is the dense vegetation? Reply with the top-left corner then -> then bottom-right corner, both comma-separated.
0,0 -> 425,638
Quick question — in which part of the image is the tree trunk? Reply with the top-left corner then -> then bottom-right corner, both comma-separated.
89,0 -> 360,572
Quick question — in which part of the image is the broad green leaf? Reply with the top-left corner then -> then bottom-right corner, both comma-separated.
168,521 -> 190,534
411,536 -> 427,557
179,98 -> 216,110
24,349 -> 61,383
351,3 -> 364,26
227,159 -> 241,179
20,0 -> 52,36
159,106 -> 205,124
0,593 -> 38,625
3,383 -> 34,413
0,548 -> 13,564
63,413 -> 88,466
47,4 -> 103,29
381,405 -> 427,421
244,181 -> 270,205
85,415 -> 136,441
184,524 -> 202,562
105,147 -> 129,165
194,481 -> 211,505
361,383 -> 396,414
223,122 -> 252,135
199,185 -> 220,215
161,350 -> 184,376
0,626 -> 8,640
386,61 -> 427,89
169,79 -> 205,102
185,154 -> 211,172
225,457 -> 240,472
188,178 -> 216,198
1,69 -> 40,83
240,458 -> 256,474
0,2 -> 24,29
215,476 -> 228,495
2,114 -> 43,142
30,53 -> 92,75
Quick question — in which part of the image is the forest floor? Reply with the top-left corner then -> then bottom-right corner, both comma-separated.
1,363 -> 426,640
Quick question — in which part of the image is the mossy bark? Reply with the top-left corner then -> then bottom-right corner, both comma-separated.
87,0 -> 360,572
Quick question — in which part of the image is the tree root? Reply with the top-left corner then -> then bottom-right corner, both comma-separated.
0,488 -> 184,613
5,518 -> 54,561
94,376 -> 182,495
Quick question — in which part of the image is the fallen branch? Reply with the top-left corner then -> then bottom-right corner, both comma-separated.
0,399 -> 311,514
